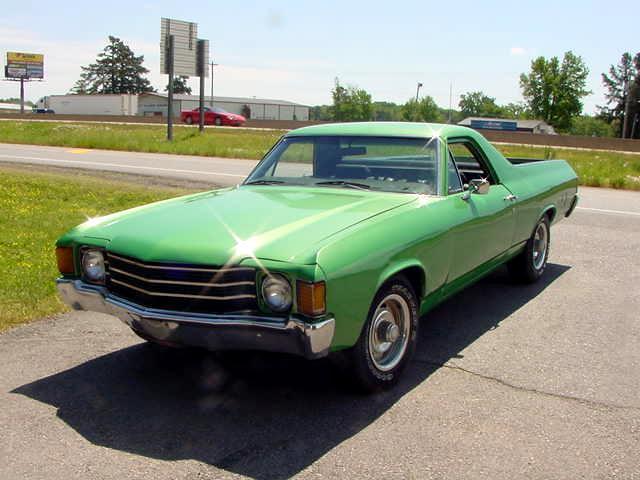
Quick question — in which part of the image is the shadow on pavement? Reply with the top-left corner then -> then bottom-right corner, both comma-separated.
13,264 -> 569,480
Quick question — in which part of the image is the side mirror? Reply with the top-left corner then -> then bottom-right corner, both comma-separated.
462,178 -> 490,201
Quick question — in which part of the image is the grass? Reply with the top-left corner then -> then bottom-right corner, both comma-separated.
0,120 -> 285,160
0,120 -> 639,190
494,144 -> 640,191
0,166 -> 197,332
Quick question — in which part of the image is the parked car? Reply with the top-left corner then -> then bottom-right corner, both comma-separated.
55,122 -> 578,391
180,106 -> 246,126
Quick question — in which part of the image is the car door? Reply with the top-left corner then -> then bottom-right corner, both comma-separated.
444,139 -> 516,283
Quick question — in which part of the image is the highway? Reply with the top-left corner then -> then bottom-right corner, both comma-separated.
1,142 -> 639,479
1,142 -> 639,217
0,143 -> 256,186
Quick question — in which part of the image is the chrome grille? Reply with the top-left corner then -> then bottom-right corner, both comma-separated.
105,252 -> 258,314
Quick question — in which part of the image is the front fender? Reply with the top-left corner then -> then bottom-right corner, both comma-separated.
376,259 -> 426,298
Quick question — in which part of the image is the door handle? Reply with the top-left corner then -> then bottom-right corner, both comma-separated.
504,194 -> 518,202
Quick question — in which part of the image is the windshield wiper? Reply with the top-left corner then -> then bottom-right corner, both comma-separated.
244,179 -> 285,185
314,180 -> 371,190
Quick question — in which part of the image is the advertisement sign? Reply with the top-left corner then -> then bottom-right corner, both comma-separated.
5,51 -> 44,79
160,18 -> 198,77
470,119 -> 517,131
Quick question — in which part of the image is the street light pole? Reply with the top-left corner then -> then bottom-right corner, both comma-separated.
415,82 -> 423,103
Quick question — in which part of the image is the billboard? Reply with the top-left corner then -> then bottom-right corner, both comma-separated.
5,52 -> 44,79
470,119 -> 517,131
160,18 -> 200,77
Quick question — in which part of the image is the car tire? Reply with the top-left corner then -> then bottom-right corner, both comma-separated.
184,116 -> 193,125
347,276 -> 419,392
508,215 -> 550,284
215,117 -> 222,126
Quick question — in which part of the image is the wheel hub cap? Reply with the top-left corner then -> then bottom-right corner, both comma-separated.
532,222 -> 548,270
368,293 -> 411,372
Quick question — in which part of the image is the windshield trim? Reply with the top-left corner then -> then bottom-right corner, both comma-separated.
243,134 -> 441,196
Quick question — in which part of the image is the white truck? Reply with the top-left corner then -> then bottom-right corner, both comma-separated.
34,94 -> 138,116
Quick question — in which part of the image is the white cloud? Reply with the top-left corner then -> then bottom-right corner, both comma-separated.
510,47 -> 527,56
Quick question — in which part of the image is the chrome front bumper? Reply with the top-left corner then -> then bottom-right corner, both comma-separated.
56,279 -> 335,359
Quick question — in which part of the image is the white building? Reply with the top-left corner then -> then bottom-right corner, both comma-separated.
137,93 -> 310,121
33,93 -> 310,121
458,117 -> 556,135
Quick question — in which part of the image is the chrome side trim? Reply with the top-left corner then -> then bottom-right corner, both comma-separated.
109,266 -> 254,288
109,278 -> 256,301
107,253 -> 254,273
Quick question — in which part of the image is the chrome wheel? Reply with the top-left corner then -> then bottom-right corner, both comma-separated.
368,293 -> 411,372
532,221 -> 549,270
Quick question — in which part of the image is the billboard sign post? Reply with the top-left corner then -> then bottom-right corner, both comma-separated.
196,39 -> 209,133
160,18 -> 209,140
4,52 -> 45,114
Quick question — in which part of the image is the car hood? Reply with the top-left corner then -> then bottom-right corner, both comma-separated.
70,186 -> 416,265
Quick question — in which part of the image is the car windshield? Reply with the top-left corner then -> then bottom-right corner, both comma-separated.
212,107 -> 228,114
244,135 -> 439,195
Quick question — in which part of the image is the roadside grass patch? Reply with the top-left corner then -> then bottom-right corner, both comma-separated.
0,167 -> 197,332
0,121 -> 285,160
495,144 -> 640,191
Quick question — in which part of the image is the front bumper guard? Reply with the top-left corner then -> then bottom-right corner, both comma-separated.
56,279 -> 335,359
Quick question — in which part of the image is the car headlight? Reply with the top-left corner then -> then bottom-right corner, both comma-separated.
261,274 -> 292,312
82,249 -> 105,283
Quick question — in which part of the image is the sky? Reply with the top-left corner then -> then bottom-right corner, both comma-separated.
0,0 -> 637,114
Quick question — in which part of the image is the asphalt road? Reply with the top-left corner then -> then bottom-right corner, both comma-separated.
1,143 -> 640,479
0,143 -> 257,186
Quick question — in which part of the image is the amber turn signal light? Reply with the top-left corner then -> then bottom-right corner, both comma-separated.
56,247 -> 74,274
296,281 -> 326,317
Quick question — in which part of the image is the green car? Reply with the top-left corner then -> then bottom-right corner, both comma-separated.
55,122 -> 578,391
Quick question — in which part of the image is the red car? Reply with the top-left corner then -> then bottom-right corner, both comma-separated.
180,107 -> 246,127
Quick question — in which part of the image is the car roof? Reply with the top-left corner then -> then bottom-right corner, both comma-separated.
286,122 -> 479,140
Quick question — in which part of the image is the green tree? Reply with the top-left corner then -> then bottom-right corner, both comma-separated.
519,51 -> 590,131
372,101 -> 403,121
165,76 -> 192,95
501,102 -> 530,119
331,78 -> 373,121
569,116 -> 615,137
599,52 -> 640,138
458,91 -> 503,118
71,36 -> 155,94
310,105 -> 332,121
401,96 -> 443,122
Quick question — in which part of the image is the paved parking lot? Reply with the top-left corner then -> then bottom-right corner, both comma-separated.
0,146 -> 639,479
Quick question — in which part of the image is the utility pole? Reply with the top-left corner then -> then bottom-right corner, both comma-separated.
210,61 -> 218,107
448,82 -> 453,123
622,78 -> 631,139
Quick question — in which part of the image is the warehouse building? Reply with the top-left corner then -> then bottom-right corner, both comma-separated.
137,93 -> 310,121
459,117 -> 556,135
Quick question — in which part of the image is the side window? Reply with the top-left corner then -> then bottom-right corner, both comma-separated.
447,153 -> 463,194
449,141 -> 496,184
